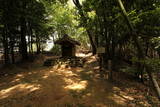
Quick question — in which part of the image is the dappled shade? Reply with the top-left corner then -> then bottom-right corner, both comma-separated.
0,0 -> 160,106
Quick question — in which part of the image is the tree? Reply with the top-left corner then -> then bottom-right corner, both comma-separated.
73,0 -> 97,55
117,0 -> 160,99
0,0 -> 48,62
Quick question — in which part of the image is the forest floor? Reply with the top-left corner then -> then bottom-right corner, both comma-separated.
0,53 -> 159,107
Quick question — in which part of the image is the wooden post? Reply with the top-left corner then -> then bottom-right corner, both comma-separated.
97,47 -> 105,78
99,54 -> 104,77
108,60 -> 112,80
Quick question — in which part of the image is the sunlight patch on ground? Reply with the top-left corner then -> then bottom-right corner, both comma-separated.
76,53 -> 86,57
93,66 -> 99,70
76,53 -> 92,58
86,56 -> 97,63
49,70 -> 54,73
113,86 -> 121,91
10,73 -> 28,83
62,70 -> 78,77
11,78 -> 20,83
65,80 -> 88,91
85,70 -> 93,74
0,54 -> 156,107
49,66 -> 88,91
0,83 -> 41,99
42,75 -> 49,79
64,78 -> 74,84
112,94 -> 126,105
122,95 -> 134,100
112,86 -> 134,105
54,67 -> 79,77
15,74 -> 24,78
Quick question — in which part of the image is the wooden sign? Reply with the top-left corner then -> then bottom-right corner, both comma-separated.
97,47 -> 105,54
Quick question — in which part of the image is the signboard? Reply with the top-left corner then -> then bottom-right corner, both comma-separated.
97,47 -> 105,54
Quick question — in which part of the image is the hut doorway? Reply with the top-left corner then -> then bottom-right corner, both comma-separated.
62,44 -> 75,57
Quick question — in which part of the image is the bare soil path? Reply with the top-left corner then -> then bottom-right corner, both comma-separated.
0,53 -> 159,107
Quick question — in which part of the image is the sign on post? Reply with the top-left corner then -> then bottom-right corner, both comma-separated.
97,47 -> 105,54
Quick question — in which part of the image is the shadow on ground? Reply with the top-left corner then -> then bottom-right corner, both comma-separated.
0,54 -> 158,107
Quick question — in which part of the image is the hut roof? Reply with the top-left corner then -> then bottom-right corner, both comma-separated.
55,34 -> 81,46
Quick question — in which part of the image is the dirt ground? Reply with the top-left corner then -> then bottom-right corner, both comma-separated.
0,53 -> 159,107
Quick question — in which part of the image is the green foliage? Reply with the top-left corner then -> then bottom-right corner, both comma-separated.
0,0 -> 159,70
44,1 -> 89,46
132,57 -> 160,72
135,7 -> 160,36
120,66 -> 137,74
145,59 -> 160,72
150,37 -> 160,52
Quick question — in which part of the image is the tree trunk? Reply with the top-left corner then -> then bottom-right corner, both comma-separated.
36,35 -> 40,54
108,60 -> 113,80
20,1 -> 28,60
86,30 -> 97,55
10,35 -> 15,64
20,17 -> 28,60
147,66 -> 160,99
145,41 -> 149,56
73,0 -> 97,55
2,26 -> 10,64
28,35 -> 31,53
31,31 -> 33,53
29,23 -> 33,53
95,20 -> 99,48
10,42 -> 15,64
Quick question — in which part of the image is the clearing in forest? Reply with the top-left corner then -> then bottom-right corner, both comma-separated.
0,53 -> 159,107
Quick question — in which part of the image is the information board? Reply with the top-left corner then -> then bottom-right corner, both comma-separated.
97,47 -> 105,54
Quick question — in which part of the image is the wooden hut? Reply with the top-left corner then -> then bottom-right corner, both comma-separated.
55,34 -> 80,57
